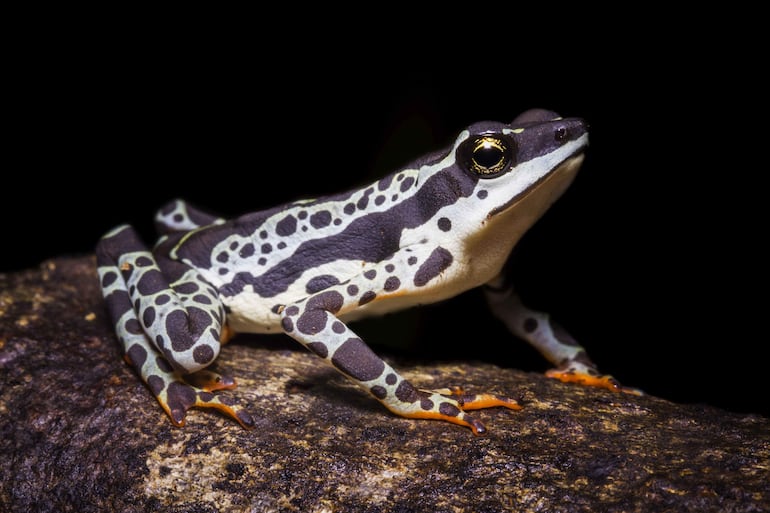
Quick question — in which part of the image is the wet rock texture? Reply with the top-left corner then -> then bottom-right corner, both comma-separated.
1,256 -> 768,513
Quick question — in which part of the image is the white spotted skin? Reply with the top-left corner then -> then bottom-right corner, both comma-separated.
95,108 -> 616,434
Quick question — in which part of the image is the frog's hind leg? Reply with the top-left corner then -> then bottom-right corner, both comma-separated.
484,275 -> 641,395
96,224 -> 254,428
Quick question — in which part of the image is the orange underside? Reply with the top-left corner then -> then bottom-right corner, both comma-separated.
220,323 -> 235,343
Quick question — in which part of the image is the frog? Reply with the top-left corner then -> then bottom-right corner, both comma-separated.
96,108 -> 637,436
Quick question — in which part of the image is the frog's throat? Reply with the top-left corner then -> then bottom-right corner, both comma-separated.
487,151 -> 585,220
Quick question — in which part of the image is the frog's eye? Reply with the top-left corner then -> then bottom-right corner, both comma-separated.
460,135 -> 514,178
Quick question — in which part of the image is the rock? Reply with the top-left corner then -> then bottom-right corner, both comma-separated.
1,256 -> 768,513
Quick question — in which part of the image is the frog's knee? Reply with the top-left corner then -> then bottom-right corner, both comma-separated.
161,335 -> 222,374
153,307 -> 225,374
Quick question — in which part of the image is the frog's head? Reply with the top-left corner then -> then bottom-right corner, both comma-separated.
439,109 -> 588,242
413,109 -> 588,269
458,108 -> 588,220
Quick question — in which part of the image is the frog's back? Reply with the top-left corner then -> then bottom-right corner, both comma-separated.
163,167 -> 422,326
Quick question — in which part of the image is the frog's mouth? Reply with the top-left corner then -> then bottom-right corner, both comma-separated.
487,149 -> 586,219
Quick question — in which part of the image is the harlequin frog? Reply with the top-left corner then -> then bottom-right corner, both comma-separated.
96,108 -> 636,435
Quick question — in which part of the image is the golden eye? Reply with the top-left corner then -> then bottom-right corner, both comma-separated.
462,135 -> 514,178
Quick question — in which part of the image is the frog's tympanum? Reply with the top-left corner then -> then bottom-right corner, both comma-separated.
96,109 -> 636,435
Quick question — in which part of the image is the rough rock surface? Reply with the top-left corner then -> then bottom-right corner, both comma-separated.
1,256 -> 768,513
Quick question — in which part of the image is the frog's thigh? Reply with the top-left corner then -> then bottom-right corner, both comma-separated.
96,225 -> 254,427
101,230 -> 225,374
280,285 -> 519,435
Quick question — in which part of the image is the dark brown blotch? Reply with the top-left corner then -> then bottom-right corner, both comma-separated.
384,277 -> 401,292
193,344 -> 215,365
101,271 -> 118,288
370,385 -> 387,399
439,401 -> 461,417
414,247 -> 453,287
142,307 -> 156,328
125,318 -> 143,335
125,343 -> 148,370
165,381 -> 198,422
136,269 -> 166,295
331,337 -> 385,382
308,341 -> 329,358
359,291 -> 376,305
147,375 -> 165,396
395,381 -> 421,403
523,317 -> 538,333
156,356 -> 174,373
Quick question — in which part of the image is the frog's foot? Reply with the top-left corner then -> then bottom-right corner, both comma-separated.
429,386 -> 524,411
134,359 -> 255,428
386,387 -> 521,436
545,365 -> 643,396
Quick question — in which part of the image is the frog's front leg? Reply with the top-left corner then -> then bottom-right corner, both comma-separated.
279,264 -> 521,435
96,225 -> 254,428
484,275 -> 641,395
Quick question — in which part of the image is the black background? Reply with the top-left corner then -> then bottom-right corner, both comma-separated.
4,27 -> 766,418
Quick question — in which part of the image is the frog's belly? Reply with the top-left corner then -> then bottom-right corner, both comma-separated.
222,284 -> 462,335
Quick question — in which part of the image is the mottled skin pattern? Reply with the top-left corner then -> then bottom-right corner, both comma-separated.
96,109 -> 637,435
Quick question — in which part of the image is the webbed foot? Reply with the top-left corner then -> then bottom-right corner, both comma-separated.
159,370 -> 255,428
125,351 -> 255,428
387,385 -> 521,436
545,368 -> 643,395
